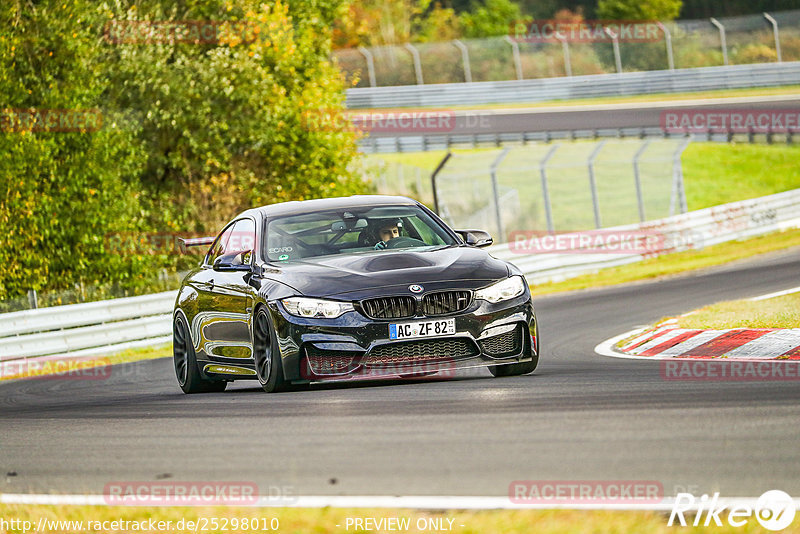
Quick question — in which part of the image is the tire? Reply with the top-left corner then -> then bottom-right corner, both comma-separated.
488,326 -> 539,378
173,314 -> 227,394
253,307 -> 288,393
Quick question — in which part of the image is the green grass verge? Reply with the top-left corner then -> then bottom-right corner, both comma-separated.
683,143 -> 800,210
676,293 -> 800,330
531,228 -> 800,296
368,142 -> 800,213
2,504 -> 795,533
356,85 -> 800,112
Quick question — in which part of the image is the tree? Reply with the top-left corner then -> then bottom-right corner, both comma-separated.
596,0 -> 682,21
0,1 -> 148,300
460,0 -> 528,38
1,0 -> 369,300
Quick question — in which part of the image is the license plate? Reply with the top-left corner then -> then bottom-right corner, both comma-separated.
389,318 -> 456,340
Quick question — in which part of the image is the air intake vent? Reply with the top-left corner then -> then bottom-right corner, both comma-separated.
360,296 -> 417,319
479,325 -> 523,356
422,291 -> 472,316
365,338 -> 479,365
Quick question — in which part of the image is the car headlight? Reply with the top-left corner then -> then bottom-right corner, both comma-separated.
474,276 -> 526,303
281,297 -> 354,319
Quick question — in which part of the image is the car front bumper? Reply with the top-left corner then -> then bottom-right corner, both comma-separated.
268,295 -> 538,383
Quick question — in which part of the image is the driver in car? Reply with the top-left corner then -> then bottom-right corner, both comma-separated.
374,220 -> 402,250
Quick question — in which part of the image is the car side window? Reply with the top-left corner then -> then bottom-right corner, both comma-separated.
205,223 -> 235,266
227,218 -> 256,255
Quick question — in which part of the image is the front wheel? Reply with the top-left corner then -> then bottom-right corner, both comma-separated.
488,354 -> 538,377
173,314 -> 227,394
253,307 -> 288,393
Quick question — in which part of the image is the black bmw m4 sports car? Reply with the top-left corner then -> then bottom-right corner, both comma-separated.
173,195 -> 539,393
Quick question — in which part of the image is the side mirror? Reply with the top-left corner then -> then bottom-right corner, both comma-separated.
213,250 -> 253,272
455,230 -> 493,248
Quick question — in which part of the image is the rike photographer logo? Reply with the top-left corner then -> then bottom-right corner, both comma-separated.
669,490 -> 796,531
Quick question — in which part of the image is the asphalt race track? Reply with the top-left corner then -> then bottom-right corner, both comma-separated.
1,247 -> 799,499
365,95 -> 800,137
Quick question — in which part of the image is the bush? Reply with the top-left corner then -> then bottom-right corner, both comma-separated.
0,0 -> 368,301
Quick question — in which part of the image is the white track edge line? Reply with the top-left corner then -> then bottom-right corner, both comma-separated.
750,285 -> 800,301
3,493 -> 799,511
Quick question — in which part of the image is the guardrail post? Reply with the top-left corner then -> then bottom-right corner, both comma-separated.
555,33 -> 572,77
452,40 -> 472,83
604,27 -> 622,74
27,289 -> 38,309
503,36 -> 524,80
710,18 -> 728,66
670,137 -> 691,215
539,144 -> 560,233
657,22 -> 675,71
587,140 -> 606,228
430,151 -> 452,215
490,147 -> 511,242
763,13 -> 782,63
357,46 -> 377,88
404,43 -> 424,85
633,139 -> 651,222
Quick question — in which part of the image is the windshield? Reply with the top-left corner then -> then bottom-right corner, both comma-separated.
265,205 -> 458,262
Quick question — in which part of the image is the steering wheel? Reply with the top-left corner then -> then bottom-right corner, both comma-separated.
386,236 -> 426,249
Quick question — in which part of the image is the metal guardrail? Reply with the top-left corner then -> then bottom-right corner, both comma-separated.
0,291 -> 175,364
346,62 -> 800,109
360,129 -> 800,154
2,188 -> 799,365
488,188 -> 800,284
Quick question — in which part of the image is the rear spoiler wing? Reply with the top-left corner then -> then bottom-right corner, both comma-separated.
179,236 -> 215,248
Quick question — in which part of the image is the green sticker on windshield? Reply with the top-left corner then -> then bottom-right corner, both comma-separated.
279,254 -> 289,261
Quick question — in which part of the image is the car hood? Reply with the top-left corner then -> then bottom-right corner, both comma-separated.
261,246 -> 510,299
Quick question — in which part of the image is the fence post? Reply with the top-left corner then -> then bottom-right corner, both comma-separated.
503,36 -> 524,80
670,137 -> 691,215
430,151 -> 452,215
632,139 -> 651,222
587,140 -> 606,229
539,144 -> 560,233
452,40 -> 472,83
657,22 -> 675,71
604,27 -> 622,74
28,289 -> 38,309
710,18 -> 728,66
555,33 -> 572,77
357,46 -> 377,87
404,43 -> 424,85
490,147 -> 511,242
763,13 -> 782,63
